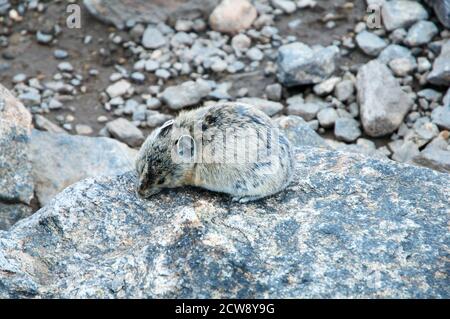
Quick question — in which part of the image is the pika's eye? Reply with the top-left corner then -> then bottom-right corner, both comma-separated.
157,177 -> 165,185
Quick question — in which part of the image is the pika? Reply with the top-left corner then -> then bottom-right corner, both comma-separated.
135,102 -> 294,203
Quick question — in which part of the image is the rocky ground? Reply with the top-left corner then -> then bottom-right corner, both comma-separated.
0,0 -> 449,299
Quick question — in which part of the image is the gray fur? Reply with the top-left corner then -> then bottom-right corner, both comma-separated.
135,102 -> 294,202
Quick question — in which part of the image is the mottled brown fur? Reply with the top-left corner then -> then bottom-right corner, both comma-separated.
136,102 -> 294,203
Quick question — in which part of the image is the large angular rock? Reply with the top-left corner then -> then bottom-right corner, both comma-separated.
0,84 -> 34,231
0,147 -> 448,298
381,1 -> 428,31
357,60 -> 413,137
428,40 -> 450,86
29,130 -> 137,206
277,42 -> 339,87
0,84 -> 33,205
83,0 -> 219,30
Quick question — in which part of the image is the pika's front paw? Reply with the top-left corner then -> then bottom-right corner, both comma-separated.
231,195 -> 261,203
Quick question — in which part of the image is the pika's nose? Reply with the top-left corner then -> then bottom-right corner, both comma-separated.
136,183 -> 146,197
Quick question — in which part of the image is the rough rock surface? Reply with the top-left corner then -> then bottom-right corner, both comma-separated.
0,147 -> 448,298
83,0 -> 219,30
29,130 -> 137,206
0,203 -> 32,231
277,42 -> 339,87
0,121 -> 33,205
0,84 -> 34,230
357,60 -> 413,137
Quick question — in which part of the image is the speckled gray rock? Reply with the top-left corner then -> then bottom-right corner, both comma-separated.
0,85 -> 34,231
357,60 -> 413,137
277,42 -> 339,87
404,21 -> 438,47
378,44 -> 416,66
105,118 -> 144,147
334,80 -> 355,102
142,26 -> 166,49
275,115 -> 329,149
334,118 -> 361,142
413,133 -> 450,173
30,130 -> 137,206
431,106 -> 450,130
287,102 -> 321,121
425,0 -> 450,28
34,115 -> 66,134
381,0 -> 428,31
0,146 -> 448,298
317,107 -> 338,128
391,140 -> 421,163
0,84 -> 33,206
0,203 -> 32,231
162,80 -> 211,110
355,31 -> 388,56
0,122 -> 33,205
265,83 -> 283,101
428,40 -> 450,86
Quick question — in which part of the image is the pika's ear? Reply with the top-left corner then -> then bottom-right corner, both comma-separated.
176,135 -> 195,161
158,119 -> 174,137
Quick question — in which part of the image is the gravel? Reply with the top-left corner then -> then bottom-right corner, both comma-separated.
334,118 -> 361,143
355,30 -> 388,56
141,25 -> 167,49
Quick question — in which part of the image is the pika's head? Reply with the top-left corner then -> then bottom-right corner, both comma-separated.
135,119 -> 196,198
